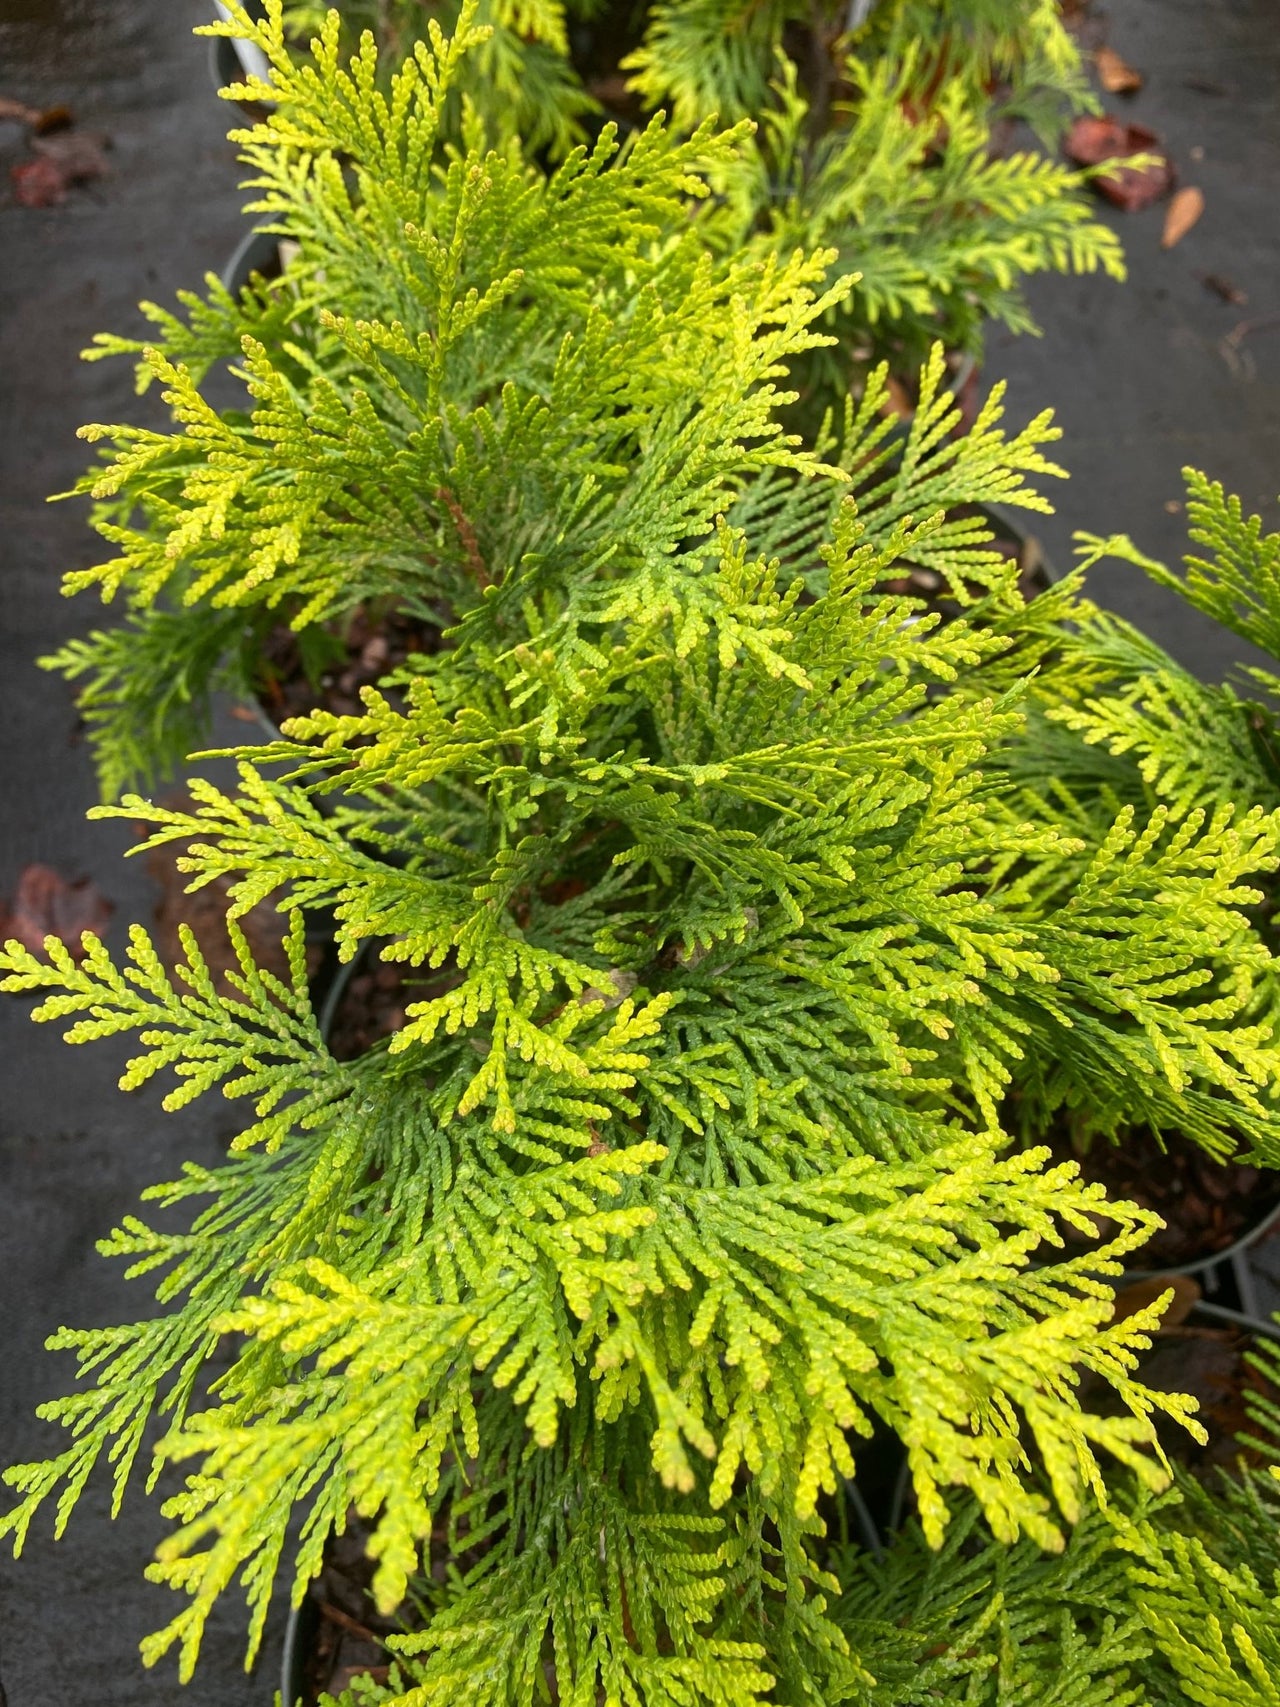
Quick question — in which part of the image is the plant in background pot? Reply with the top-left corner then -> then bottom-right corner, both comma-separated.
622,0 -> 1093,138
51,2 -> 1102,804
608,0 -> 1121,421
9,35 -> 1280,1685
207,0 -> 598,155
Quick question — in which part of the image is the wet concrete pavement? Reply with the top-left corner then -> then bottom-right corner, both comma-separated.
0,0 -> 1278,1701
984,0 -> 1280,683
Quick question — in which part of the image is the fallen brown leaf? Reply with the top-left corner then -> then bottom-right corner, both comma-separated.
1095,45 -> 1143,95
0,865 -> 113,960
11,127 -> 111,208
31,129 -> 110,183
1111,1273 -> 1201,1328
1162,184 -> 1204,248
0,96 -> 40,126
31,103 -> 73,135
1065,113 -> 1174,211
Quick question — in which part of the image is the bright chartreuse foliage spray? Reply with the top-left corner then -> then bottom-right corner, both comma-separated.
7,9 -> 1280,1705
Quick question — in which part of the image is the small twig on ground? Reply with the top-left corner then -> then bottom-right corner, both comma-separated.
1219,311 -> 1280,380
319,1601 -> 388,1648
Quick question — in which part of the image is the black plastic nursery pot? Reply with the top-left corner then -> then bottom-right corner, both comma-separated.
282,1592 -> 321,1707
1120,1293 -> 1280,1480
208,0 -> 274,118
1040,1117 -> 1280,1301
1124,1196 -> 1280,1294
220,223 -> 287,297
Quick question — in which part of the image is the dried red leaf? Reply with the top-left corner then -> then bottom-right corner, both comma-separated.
1095,45 -> 1143,95
1064,113 -> 1154,166
10,155 -> 67,207
0,864 -> 113,959
1065,113 -> 1174,211
1162,184 -> 1205,248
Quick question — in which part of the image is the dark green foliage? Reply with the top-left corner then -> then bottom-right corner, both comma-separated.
1034,474 -> 1280,820
834,1492 -> 1159,1705
1111,1328 -> 1280,1707
41,605 -> 253,803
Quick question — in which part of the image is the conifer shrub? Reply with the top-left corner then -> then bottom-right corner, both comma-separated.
835,1322 -> 1280,1707
11,419 -> 1280,1703
56,6 -> 842,796
623,0 -> 1091,140
1025,472 -> 1280,828
618,0 -> 1121,403
14,16 -> 1280,1703
208,0 -> 1123,403
52,3 -> 1118,800
0,476 -> 1256,1696
1125,1325 -> 1280,1706
10,85 -> 1280,1687
264,0 -> 599,156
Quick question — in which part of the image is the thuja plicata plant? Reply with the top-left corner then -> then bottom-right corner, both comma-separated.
622,0 -> 1122,394
267,0 -> 600,156
836,1325 -> 1280,1707
11,11 -> 1280,1706
57,3 -> 833,797
223,0 -> 1128,413
1022,471 -> 1280,828
48,0 -> 1119,803
45,0 -> 1125,804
